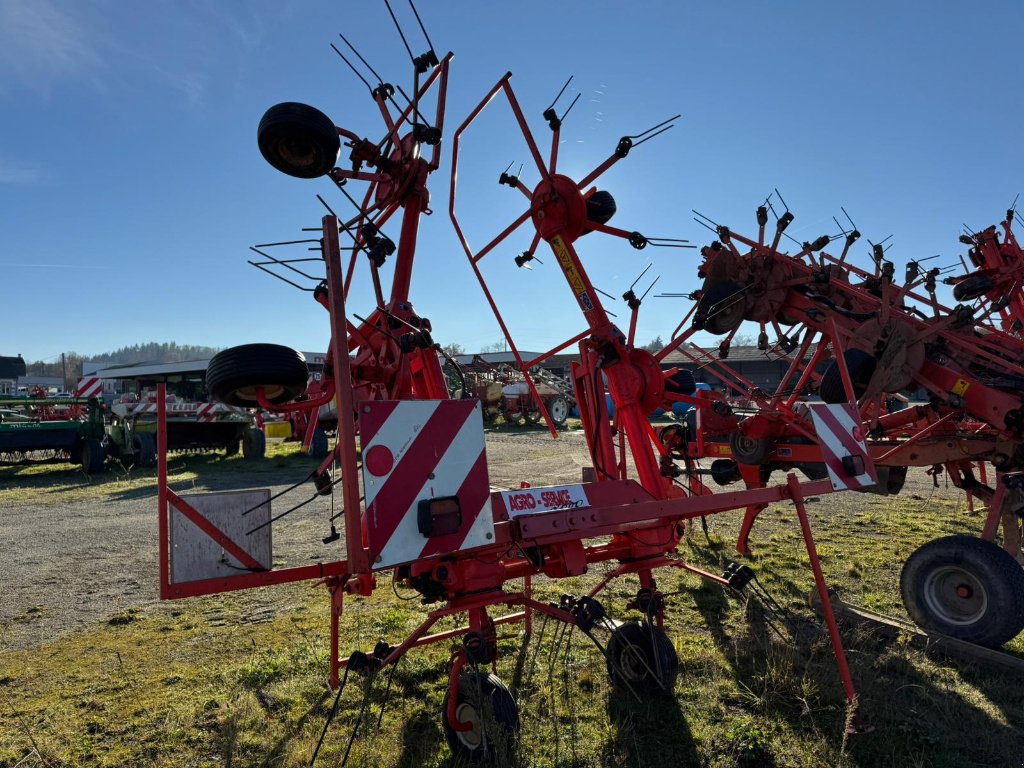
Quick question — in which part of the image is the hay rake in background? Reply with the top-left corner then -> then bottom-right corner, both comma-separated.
653,199 -> 1024,648
156,3 -> 881,762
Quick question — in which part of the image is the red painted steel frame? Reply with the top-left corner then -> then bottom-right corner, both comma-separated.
158,54 -> 877,733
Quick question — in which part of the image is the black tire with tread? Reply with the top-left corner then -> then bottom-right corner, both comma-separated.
953,273 -> 995,302
242,427 -> 266,460
695,281 -> 746,335
819,348 -> 877,404
132,431 -> 156,467
309,427 -> 329,459
900,534 -> 1024,647
605,621 -> 679,695
441,671 -> 519,764
207,344 -> 309,407
729,431 -> 773,465
80,438 -> 105,475
257,102 -> 340,179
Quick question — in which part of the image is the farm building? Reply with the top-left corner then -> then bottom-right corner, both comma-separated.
0,355 -> 27,394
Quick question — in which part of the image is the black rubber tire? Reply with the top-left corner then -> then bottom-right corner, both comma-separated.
900,535 -> 1024,647
525,409 -> 542,424
80,437 -> 105,475
441,672 -> 519,764
581,190 -> 617,235
242,427 -> 266,460
664,368 -> 697,397
953,273 -> 995,302
710,458 -> 742,486
694,281 -> 745,335
132,431 -> 156,467
729,431 -> 773,465
606,621 -> 678,695
257,102 -> 340,179
309,427 -> 329,459
818,349 -> 877,404
206,344 -> 308,408
545,396 -> 569,427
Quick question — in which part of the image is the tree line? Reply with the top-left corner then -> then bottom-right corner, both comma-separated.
25,342 -> 222,381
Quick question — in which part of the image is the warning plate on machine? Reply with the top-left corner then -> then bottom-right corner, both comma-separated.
501,484 -> 591,517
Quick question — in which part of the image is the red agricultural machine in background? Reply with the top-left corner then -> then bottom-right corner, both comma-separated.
648,200 -> 1024,647
450,355 -> 576,427
149,4 -> 1008,763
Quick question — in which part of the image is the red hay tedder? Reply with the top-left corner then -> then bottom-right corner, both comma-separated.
649,199 -> 1024,649
153,5 -> 1022,762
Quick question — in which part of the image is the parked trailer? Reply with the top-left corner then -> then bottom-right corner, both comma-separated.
108,390 -> 265,461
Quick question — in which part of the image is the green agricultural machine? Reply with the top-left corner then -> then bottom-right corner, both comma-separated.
0,396 -> 107,473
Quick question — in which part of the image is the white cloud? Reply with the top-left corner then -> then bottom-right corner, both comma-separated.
0,158 -> 48,185
0,0 -> 105,94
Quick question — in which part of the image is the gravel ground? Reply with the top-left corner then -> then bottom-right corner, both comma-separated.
0,430 -> 960,650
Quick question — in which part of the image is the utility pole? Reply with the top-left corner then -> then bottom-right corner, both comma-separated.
62,353 -> 67,390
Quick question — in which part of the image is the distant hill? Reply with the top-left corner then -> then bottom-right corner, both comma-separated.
25,343 -> 222,381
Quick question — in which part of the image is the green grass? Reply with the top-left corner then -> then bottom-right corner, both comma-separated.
2,475 -> 1023,767
0,440 -> 318,506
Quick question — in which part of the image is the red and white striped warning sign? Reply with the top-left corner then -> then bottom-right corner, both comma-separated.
360,400 -> 493,569
807,403 -> 877,490
76,377 -> 103,398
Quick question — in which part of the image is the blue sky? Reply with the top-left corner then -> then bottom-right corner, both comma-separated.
2,1 -> 1023,363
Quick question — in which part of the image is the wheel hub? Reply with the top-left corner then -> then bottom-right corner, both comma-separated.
454,702 -> 484,750
923,566 -> 988,625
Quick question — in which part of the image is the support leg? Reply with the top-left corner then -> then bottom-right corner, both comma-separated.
785,474 -> 868,733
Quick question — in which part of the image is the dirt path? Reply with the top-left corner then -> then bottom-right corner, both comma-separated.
0,430 -> 963,649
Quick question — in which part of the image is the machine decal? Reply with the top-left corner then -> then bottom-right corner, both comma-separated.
500,484 -> 591,517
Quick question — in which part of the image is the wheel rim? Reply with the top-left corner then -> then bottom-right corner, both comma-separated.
734,435 -> 757,454
549,399 -> 568,422
922,565 -> 989,626
618,643 -> 651,683
235,384 -> 285,403
454,702 -> 484,750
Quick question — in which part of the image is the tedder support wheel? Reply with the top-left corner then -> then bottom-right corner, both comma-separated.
309,427 -> 329,459
257,102 -> 340,179
952,272 -> 995,302
729,431 -> 773,465
818,348 -> 877,404
525,409 -> 542,424
695,280 -> 745,335
441,671 -> 520,764
545,396 -> 569,427
132,431 -> 156,467
80,438 -> 105,475
605,621 -> 679,695
224,438 -> 240,457
242,427 -> 267,460
900,535 -> 1024,647
206,343 -> 309,407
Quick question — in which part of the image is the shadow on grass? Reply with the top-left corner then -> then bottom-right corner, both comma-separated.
679,559 -> 1024,768
606,692 -> 700,768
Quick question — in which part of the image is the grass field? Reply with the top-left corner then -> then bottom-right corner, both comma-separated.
1,443 -> 1022,767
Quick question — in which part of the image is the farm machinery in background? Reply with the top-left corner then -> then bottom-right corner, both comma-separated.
154,7 -> 888,762
449,354 -> 576,427
0,395 -> 107,473
107,388 -> 266,463
650,199 -> 1024,648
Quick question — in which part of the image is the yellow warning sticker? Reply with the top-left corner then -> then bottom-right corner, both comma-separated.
952,379 -> 970,396
550,235 -> 586,295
